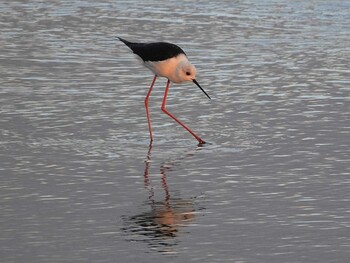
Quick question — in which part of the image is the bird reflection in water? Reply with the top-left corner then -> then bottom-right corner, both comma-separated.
122,143 -> 199,252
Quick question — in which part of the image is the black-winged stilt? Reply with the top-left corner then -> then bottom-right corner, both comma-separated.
118,37 -> 210,144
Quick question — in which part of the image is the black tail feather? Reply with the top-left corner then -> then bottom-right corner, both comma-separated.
117,37 -> 132,47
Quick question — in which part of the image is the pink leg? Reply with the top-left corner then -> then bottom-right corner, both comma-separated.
145,75 -> 157,141
161,80 -> 206,144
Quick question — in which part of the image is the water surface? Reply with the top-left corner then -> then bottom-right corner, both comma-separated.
1,1 -> 349,262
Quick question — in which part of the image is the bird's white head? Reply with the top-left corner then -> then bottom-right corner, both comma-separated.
175,61 -> 211,100
172,60 -> 197,83
160,55 -> 211,100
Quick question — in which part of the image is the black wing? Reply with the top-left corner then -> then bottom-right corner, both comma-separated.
118,37 -> 186,62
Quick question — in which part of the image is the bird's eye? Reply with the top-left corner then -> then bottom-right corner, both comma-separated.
186,72 -> 191,76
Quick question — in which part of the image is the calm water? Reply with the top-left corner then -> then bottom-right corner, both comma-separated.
1,1 -> 349,262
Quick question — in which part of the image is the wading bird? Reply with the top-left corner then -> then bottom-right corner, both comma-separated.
118,37 -> 210,144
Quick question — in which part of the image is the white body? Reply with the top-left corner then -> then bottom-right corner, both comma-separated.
144,54 -> 197,84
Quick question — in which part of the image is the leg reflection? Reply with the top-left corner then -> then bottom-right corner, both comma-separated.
143,143 -> 195,237
122,143 -> 198,251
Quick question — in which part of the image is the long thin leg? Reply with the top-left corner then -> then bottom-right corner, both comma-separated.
161,79 -> 206,144
145,75 -> 157,141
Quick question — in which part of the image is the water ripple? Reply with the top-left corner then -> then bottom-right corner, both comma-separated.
1,0 -> 349,262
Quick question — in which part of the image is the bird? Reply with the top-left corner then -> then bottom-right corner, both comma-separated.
118,37 -> 210,144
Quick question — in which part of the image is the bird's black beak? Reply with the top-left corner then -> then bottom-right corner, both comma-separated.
193,79 -> 211,100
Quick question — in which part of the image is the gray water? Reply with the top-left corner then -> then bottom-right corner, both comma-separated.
1,1 -> 349,262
